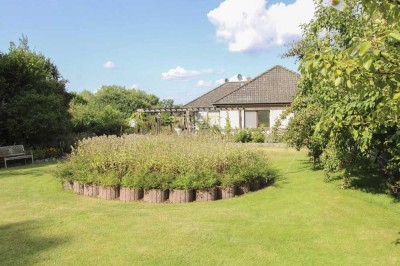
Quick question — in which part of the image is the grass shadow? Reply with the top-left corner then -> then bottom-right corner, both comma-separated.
298,159 -> 323,171
0,220 -> 69,265
348,165 -> 390,195
393,232 -> 400,246
0,163 -> 56,180
269,167 -> 290,189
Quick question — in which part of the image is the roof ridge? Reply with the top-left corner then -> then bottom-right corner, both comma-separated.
183,81 -> 242,107
213,65 -> 298,105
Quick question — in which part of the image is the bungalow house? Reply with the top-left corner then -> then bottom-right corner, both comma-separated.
137,65 -> 299,132
184,65 -> 299,131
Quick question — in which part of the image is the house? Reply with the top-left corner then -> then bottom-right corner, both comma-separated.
184,65 -> 299,131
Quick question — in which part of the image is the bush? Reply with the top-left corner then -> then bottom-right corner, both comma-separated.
233,129 -> 252,143
55,134 -> 272,190
32,147 -> 62,160
233,129 -> 267,143
251,130 -> 265,143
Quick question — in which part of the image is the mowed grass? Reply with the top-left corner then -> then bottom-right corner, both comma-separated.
0,147 -> 399,265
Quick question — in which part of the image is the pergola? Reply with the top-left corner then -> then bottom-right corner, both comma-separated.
137,107 -> 244,133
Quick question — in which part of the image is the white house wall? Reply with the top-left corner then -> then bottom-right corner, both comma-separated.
196,111 -> 219,125
194,108 -> 292,130
270,109 -> 293,128
219,110 -> 240,129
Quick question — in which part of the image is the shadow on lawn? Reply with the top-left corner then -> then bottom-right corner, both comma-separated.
348,166 -> 390,195
0,220 -> 68,265
0,163 -> 55,180
393,232 -> 400,246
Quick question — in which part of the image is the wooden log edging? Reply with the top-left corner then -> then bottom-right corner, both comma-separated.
99,186 -> 119,200
84,184 -> 99,197
237,182 -> 250,195
169,189 -> 194,203
143,189 -> 169,203
73,181 -> 84,194
196,187 -> 217,202
63,181 -> 73,190
64,178 -> 271,203
120,188 -> 143,202
218,185 -> 236,199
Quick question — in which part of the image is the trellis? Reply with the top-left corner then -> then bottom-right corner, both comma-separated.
137,107 -> 245,133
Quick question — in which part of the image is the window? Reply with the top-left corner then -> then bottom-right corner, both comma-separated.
258,110 -> 270,128
244,110 -> 270,128
244,111 -> 257,128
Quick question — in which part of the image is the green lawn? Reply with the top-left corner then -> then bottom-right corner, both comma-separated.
0,147 -> 399,265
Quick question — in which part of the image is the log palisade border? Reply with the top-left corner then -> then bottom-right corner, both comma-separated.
63,177 -> 271,203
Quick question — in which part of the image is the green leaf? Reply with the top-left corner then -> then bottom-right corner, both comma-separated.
363,59 -> 373,70
351,128 -> 359,138
358,41 -> 371,56
394,93 -> 400,100
388,31 -> 400,42
347,80 -> 353,88
335,77 -> 342,87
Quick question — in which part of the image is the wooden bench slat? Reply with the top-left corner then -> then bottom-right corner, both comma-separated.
0,145 -> 34,168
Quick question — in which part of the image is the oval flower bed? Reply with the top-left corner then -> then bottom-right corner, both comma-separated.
56,134 -> 273,203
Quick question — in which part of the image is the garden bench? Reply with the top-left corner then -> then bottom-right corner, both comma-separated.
0,145 -> 34,168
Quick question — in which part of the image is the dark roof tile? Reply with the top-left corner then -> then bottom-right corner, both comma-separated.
214,65 -> 299,105
184,82 -> 243,108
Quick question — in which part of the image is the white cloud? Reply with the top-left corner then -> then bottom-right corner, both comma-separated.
196,80 -> 214,88
207,0 -> 315,52
197,76 -> 245,88
130,84 -> 140,89
161,66 -> 222,80
103,61 -> 116,69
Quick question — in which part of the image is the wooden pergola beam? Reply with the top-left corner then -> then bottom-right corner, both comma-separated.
136,107 -> 241,113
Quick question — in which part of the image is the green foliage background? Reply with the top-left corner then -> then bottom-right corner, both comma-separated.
276,0 -> 400,194
0,37 -> 71,147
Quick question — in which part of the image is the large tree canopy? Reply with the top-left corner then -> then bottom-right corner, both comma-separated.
0,37 -> 71,147
69,86 -> 160,136
278,0 -> 399,194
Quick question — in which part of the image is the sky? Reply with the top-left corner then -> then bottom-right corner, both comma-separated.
0,0 -> 316,104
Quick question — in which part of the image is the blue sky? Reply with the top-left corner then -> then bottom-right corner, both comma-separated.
0,0 -> 315,104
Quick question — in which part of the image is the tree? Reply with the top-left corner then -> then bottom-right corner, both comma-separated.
69,86 -> 162,136
0,37 -> 72,147
94,85 -> 159,119
278,0 -> 400,193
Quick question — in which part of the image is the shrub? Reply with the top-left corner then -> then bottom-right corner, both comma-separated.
121,170 -> 144,189
233,129 -> 252,143
190,171 -> 219,189
251,130 -> 265,143
32,147 -> 62,160
55,134 -> 272,190
97,170 -> 121,187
